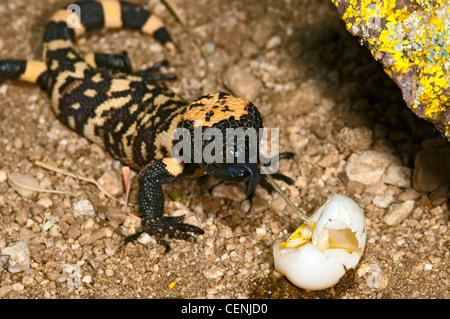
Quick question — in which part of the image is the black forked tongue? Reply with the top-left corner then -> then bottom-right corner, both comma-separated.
235,163 -> 261,197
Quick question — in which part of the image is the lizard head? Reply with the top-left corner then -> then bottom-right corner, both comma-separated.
175,92 -> 264,196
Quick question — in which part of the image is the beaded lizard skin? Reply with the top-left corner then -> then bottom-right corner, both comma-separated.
0,0 -> 294,252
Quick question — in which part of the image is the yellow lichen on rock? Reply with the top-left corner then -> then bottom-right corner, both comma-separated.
331,0 -> 450,140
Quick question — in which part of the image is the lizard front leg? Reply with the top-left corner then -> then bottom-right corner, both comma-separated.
122,158 -> 204,253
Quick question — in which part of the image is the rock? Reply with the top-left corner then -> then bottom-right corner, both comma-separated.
345,150 -> 393,185
11,283 -> 25,292
265,35 -> 282,50
82,275 -> 92,284
288,127 -> 309,150
372,192 -> 394,209
430,185 -> 448,202
0,170 -> 7,183
330,0 -> 450,140
73,199 -> 95,217
383,165 -> 412,188
37,196 -> 53,208
13,137 -> 23,149
202,266 -> 225,280
270,195 -> 287,212
398,188 -> 421,201
0,241 -> 31,273
218,226 -> 233,239
412,146 -> 450,192
14,209 -> 28,225
97,170 -> 124,197
383,200 -> 415,226
7,172 -> 40,199
223,64 -> 262,101
297,82 -> 322,114
251,17 -> 275,48
337,127 -> 373,155
45,261 -> 63,281
0,286 -> 11,297
137,233 -> 157,245
318,147 -> 340,168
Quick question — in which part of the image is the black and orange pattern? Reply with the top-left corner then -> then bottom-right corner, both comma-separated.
0,1 -> 294,252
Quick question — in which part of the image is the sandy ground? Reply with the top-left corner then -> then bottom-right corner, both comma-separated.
0,0 -> 448,299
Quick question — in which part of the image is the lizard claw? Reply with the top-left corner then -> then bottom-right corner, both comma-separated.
121,215 -> 204,253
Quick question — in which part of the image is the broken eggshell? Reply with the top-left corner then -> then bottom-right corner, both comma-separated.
273,194 -> 366,290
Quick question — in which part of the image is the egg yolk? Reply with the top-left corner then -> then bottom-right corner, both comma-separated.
280,222 -> 316,249
280,222 -> 361,254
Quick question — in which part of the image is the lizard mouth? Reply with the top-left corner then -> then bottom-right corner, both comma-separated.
212,162 -> 261,197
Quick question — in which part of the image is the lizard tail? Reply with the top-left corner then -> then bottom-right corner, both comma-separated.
0,60 -> 48,88
44,0 -> 174,56
0,1 -> 174,89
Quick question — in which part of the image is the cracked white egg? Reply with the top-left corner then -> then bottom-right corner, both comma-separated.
273,194 -> 366,290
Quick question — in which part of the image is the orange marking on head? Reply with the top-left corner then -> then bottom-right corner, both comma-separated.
182,93 -> 250,128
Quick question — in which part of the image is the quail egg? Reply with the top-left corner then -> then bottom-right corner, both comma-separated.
273,194 -> 366,290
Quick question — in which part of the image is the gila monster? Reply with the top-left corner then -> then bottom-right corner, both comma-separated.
0,0 -> 294,252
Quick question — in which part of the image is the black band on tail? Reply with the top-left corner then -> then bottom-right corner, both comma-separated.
120,1 -> 150,29
44,21 -> 76,43
78,1 -> 105,30
0,60 -> 27,79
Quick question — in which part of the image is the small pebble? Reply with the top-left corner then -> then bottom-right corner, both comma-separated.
97,170 -> 124,196
105,269 -> 114,277
14,210 -> 28,225
218,226 -> 233,239
0,241 -> 31,273
37,196 -> 53,208
22,276 -> 35,286
11,283 -> 25,292
223,64 -> 262,101
45,261 -> 63,281
13,137 -> 23,149
8,172 -> 40,198
82,275 -> 92,284
265,35 -> 282,50
240,199 -> 251,213
337,127 -> 372,155
105,247 -> 115,256
372,193 -> 394,208
202,266 -> 225,280
345,150 -> 393,185
137,233 -> 157,245
383,200 -> 415,226
251,17 -> 275,48
49,224 -> 61,237
73,199 -> 95,217
383,165 -> 411,188
0,170 -> 7,182
285,82 -> 322,116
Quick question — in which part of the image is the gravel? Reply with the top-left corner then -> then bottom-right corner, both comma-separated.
0,0 -> 448,299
